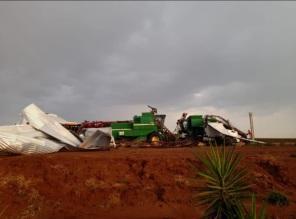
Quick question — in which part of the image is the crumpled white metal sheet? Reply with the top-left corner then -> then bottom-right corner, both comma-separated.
83,127 -> 116,148
45,113 -> 68,124
207,122 -> 240,139
22,104 -> 81,147
0,131 -> 64,154
0,125 -> 47,139
207,122 -> 266,144
79,129 -> 111,150
0,103 -> 112,154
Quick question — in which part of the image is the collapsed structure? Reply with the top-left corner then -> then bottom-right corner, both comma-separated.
0,104 -> 112,155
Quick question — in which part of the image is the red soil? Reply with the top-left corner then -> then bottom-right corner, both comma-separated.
0,146 -> 295,219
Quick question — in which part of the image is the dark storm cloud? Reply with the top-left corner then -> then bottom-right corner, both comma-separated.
0,2 -> 295,137
0,2 -> 166,120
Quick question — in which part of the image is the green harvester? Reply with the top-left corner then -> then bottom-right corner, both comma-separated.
111,109 -> 168,143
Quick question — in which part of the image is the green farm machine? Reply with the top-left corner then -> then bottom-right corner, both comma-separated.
111,106 -> 175,144
64,105 -> 260,147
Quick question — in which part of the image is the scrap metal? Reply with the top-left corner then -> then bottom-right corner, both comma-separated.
0,104 -> 112,155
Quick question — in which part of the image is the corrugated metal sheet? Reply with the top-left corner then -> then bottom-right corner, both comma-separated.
0,103 -> 111,155
23,104 -> 81,147
207,122 -> 240,138
80,129 -> 111,149
0,125 -> 47,139
0,131 -> 63,154
84,127 -> 116,148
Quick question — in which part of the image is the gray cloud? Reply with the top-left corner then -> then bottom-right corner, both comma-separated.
0,2 -> 295,137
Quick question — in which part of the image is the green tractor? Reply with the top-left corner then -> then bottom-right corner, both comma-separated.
111,106 -> 174,144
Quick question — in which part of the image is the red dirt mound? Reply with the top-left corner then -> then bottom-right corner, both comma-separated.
0,146 -> 295,218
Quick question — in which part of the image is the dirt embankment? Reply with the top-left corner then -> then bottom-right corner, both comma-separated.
0,146 -> 295,219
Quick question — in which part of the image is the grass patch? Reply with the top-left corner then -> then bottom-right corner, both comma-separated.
266,191 -> 289,206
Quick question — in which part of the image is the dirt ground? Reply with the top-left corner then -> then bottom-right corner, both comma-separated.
0,145 -> 295,219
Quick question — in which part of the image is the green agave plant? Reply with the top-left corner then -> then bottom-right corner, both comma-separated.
196,145 -> 266,219
197,146 -> 250,219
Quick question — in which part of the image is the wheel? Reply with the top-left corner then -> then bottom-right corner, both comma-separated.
147,132 -> 161,145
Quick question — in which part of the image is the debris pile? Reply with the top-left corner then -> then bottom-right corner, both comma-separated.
0,104 -> 111,155
0,104 -> 264,155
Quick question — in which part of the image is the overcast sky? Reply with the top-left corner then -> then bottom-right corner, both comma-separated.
0,2 -> 295,137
